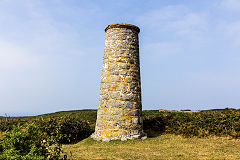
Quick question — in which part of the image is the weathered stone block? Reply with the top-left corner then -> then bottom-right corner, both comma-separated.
129,110 -> 139,116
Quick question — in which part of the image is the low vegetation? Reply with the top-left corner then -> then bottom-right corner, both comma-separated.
0,124 -> 61,159
0,116 -> 92,159
143,109 -> 240,138
0,108 -> 240,159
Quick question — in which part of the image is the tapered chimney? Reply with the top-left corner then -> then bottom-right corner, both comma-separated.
91,23 -> 146,141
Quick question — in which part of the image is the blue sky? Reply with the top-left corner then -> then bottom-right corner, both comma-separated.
1,0 -> 240,116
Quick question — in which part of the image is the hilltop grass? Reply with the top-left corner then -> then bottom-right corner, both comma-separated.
62,134 -> 240,159
2,109 -> 240,159
0,110 -> 98,130
0,109 -> 97,122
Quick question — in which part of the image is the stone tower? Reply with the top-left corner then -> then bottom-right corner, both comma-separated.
91,23 -> 146,141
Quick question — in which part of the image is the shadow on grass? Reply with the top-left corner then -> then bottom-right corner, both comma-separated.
60,129 -> 95,145
143,117 -> 166,138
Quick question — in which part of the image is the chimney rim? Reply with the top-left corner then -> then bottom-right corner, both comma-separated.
105,23 -> 140,33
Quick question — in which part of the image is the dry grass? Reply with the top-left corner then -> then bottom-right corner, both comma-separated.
62,134 -> 240,159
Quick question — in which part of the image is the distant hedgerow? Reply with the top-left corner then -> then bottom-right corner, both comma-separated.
143,110 -> 240,138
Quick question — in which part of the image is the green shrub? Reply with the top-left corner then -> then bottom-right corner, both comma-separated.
0,118 -> 25,132
0,116 -> 92,159
34,116 -> 93,144
0,123 -> 62,160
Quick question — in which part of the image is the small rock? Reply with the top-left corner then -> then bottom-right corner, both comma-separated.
133,118 -> 139,124
141,136 -> 147,140
128,136 -> 134,140
132,135 -> 140,139
121,137 -> 127,141
102,138 -> 110,142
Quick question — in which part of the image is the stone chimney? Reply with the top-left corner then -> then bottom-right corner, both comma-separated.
91,23 -> 146,141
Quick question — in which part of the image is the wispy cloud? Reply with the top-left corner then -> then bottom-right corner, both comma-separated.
142,41 -> 184,57
135,2 -> 240,109
0,40 -> 39,69
219,0 -> 240,10
219,21 -> 240,47
136,5 -> 207,39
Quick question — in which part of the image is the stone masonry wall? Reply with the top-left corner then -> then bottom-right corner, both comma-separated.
91,23 -> 146,141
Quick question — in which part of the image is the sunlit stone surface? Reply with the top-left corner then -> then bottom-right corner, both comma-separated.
91,23 -> 146,141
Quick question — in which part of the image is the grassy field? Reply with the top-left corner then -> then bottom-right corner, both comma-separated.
63,134 -> 240,159
2,109 -> 240,159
